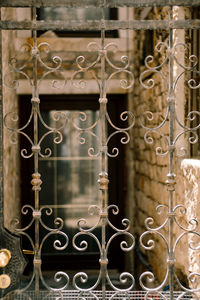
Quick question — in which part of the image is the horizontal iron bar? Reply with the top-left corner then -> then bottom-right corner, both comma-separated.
1,0 -> 200,7
1,20 -> 200,31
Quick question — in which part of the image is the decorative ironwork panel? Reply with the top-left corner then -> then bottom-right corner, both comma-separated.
1,1 -> 200,300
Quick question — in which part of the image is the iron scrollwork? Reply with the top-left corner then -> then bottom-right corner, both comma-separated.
71,40 -> 135,159
71,26 -> 136,299
4,41 -> 66,91
4,107 -> 67,159
3,23 -> 136,298
71,42 -> 134,92
139,203 -> 200,293
4,34 -> 69,298
139,41 -> 200,157
72,107 -> 135,158
139,10 -> 200,297
10,205 -> 69,295
72,204 -> 135,296
4,40 -> 68,159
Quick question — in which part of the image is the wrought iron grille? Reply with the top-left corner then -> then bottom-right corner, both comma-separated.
1,1 -> 200,300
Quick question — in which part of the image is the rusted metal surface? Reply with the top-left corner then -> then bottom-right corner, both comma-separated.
1,19 -> 200,31
1,0 -> 200,8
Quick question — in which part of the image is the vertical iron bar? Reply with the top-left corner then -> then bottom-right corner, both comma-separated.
0,8 -> 3,229
99,7 -> 108,300
167,5 -> 176,300
31,6 -> 40,296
